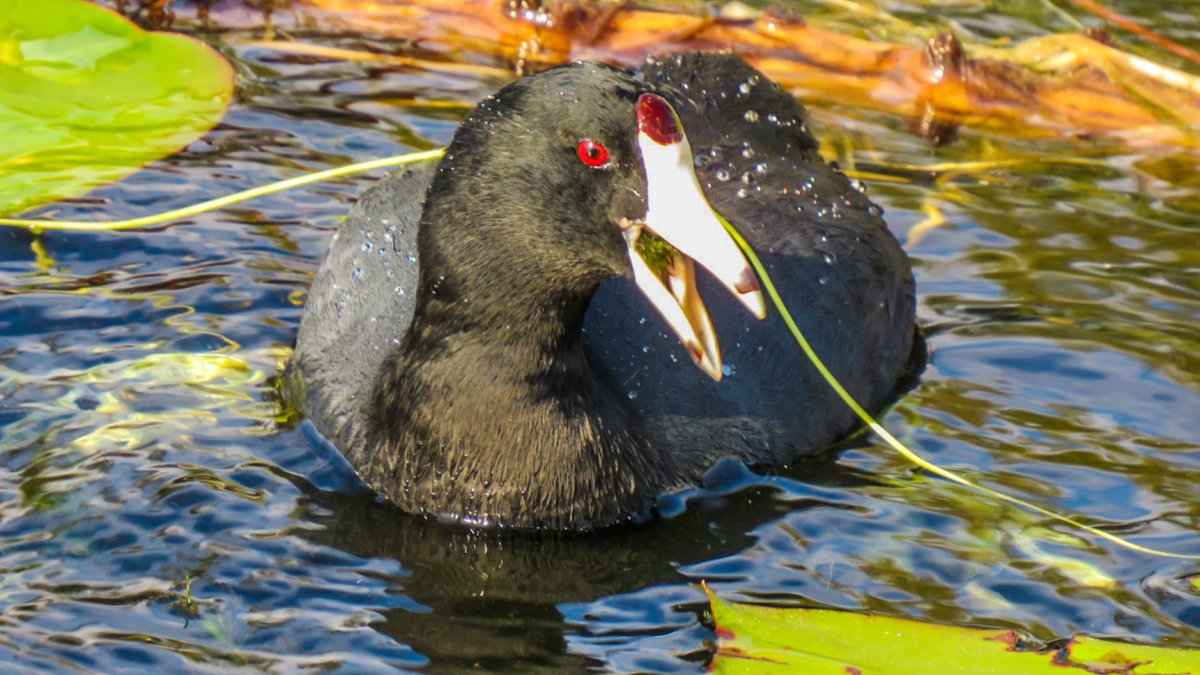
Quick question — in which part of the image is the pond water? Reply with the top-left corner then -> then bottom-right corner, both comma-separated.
1,0 -> 1198,672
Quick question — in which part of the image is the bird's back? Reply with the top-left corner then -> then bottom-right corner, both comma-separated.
291,165 -> 434,455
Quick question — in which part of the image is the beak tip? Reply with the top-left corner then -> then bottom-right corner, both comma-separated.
741,292 -> 767,320
686,341 -> 724,381
701,363 -> 724,382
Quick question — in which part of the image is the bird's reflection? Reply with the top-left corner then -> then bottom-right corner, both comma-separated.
295,442 -> 884,672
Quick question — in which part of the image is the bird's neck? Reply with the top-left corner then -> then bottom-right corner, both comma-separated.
365,278 -> 672,531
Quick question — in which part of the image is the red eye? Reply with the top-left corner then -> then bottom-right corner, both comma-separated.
576,139 -> 609,167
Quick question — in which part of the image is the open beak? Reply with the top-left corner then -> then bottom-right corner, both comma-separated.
624,93 -> 767,381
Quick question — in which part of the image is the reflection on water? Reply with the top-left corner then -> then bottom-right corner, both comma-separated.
1,2 -> 1198,672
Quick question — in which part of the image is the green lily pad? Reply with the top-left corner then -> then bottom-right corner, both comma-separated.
0,0 -> 233,216
707,586 -> 1200,674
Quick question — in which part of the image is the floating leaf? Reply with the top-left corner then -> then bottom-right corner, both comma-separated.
0,0 -> 233,215
707,586 -> 1200,674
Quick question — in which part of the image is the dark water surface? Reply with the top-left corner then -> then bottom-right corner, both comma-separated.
2,1 -> 1198,672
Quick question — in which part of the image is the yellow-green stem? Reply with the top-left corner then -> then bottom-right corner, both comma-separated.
7,144 -> 1194,560
716,212 -> 1198,560
0,149 -> 446,231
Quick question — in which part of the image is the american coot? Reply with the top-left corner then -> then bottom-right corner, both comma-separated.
290,53 -> 916,531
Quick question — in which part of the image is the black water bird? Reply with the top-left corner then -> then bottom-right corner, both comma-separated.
289,53 -> 917,531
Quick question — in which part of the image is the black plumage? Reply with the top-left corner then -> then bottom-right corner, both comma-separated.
290,54 -> 917,531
